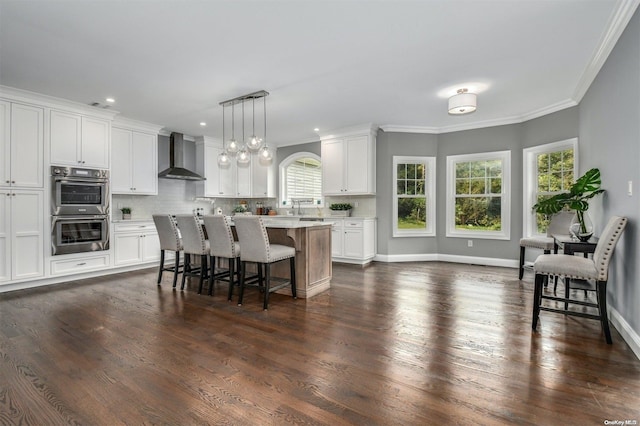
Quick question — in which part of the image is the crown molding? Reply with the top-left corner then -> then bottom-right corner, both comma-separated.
112,116 -> 164,134
318,123 -> 378,141
378,125 -> 439,134
572,0 -> 640,102
519,98 -> 578,122
0,85 -> 119,120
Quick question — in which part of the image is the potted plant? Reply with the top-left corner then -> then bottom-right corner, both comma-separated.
533,168 -> 604,241
329,203 -> 353,217
120,207 -> 132,220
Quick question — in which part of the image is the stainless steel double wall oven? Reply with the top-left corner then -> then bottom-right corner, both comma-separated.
51,166 -> 110,255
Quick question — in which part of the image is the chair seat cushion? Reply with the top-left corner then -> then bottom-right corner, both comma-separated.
519,236 -> 554,250
268,244 -> 295,263
533,254 -> 598,280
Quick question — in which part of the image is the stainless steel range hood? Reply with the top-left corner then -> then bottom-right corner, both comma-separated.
158,132 -> 205,181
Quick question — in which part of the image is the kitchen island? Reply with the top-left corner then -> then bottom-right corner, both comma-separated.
255,219 -> 332,298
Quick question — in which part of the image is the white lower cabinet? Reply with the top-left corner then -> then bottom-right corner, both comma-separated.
328,218 -> 376,265
114,221 -> 161,266
0,189 -> 44,283
50,254 -> 111,276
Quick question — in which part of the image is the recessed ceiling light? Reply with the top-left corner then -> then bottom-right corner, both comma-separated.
105,97 -> 115,103
200,122 -> 207,126
314,128 -> 320,132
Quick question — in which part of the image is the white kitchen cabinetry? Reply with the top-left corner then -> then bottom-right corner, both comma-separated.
50,253 -> 111,276
321,126 -> 376,195
0,101 -> 44,188
114,221 -> 161,266
0,189 -> 44,283
50,110 -> 110,168
327,217 -> 376,265
111,123 -> 159,195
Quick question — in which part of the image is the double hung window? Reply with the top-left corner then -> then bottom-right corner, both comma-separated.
392,156 -> 435,237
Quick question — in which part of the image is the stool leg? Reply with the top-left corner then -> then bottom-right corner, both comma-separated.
519,246 -> 525,279
564,277 -> 570,310
172,251 -> 180,288
238,261 -> 247,306
181,254 -> 190,291
227,257 -> 235,301
532,273 -> 543,330
198,255 -> 207,295
290,257 -> 297,299
208,256 -> 215,296
597,280 -> 612,344
263,263 -> 271,310
543,250 -> 550,287
157,249 -> 165,284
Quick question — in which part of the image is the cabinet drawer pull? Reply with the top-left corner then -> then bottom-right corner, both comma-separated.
77,262 -> 87,266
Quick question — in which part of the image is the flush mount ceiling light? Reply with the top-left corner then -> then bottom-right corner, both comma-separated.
218,90 -> 272,166
448,88 -> 477,115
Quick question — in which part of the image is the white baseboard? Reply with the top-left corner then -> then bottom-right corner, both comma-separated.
609,306 -> 640,360
374,253 -> 518,269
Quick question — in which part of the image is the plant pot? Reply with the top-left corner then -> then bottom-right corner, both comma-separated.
569,211 -> 593,242
122,213 -> 131,220
330,209 -> 351,217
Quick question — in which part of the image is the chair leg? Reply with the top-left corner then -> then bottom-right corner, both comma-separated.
227,258 -> 235,301
263,263 -> 271,310
198,255 -> 207,295
542,250 -> 550,287
208,256 -> 216,296
290,257 -> 297,299
157,249 -> 165,284
597,280 -> 612,344
238,261 -> 247,306
258,263 -> 264,292
532,273 -> 543,330
564,277 -> 570,311
181,254 -> 190,291
172,251 -> 180,288
518,246 -> 525,280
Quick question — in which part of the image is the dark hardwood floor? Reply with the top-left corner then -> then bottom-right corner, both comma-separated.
1,261 -> 639,425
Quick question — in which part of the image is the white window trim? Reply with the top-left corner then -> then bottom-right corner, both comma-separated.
392,156 -> 436,237
522,138 -> 578,238
279,152 -> 323,208
446,150 -> 511,240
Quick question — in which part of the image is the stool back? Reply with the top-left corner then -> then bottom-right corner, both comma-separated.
152,214 -> 182,251
175,214 -> 208,255
202,215 -> 239,258
593,216 -> 627,281
233,216 -> 270,263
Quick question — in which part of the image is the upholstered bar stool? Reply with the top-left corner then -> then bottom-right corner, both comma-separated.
519,210 -> 574,280
152,214 -> 183,288
532,216 -> 627,344
202,215 -> 241,300
175,214 -> 211,294
233,216 -> 297,310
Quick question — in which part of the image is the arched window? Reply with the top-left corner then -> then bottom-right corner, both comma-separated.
279,152 -> 323,208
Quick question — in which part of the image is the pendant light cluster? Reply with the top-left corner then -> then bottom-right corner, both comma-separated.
218,90 -> 272,167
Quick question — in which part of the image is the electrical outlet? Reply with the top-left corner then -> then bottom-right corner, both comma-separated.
354,201 -> 359,208
628,180 -> 633,196
467,240 -> 473,247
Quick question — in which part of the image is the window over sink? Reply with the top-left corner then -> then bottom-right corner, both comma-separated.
279,152 -> 323,208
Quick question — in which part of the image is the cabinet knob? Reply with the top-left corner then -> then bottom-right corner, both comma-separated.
12,193 -> 16,196
11,181 -> 15,184
5,180 -> 9,184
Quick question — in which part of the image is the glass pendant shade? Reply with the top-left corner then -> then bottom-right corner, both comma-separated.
227,138 -> 239,155
247,135 -> 262,152
237,146 -> 250,164
217,150 -> 230,167
259,145 -> 273,162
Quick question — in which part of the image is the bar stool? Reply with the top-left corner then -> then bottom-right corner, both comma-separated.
152,214 -> 183,288
175,214 -> 211,294
202,215 -> 241,300
233,216 -> 297,310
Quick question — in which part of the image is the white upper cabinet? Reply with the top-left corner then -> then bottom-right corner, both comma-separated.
111,121 -> 160,195
0,101 -> 44,188
251,156 -> 276,198
321,125 -> 376,195
50,110 -> 110,169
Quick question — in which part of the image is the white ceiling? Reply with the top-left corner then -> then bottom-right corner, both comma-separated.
1,0 -> 637,146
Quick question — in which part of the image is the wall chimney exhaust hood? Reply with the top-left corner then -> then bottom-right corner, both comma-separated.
158,132 -> 205,181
